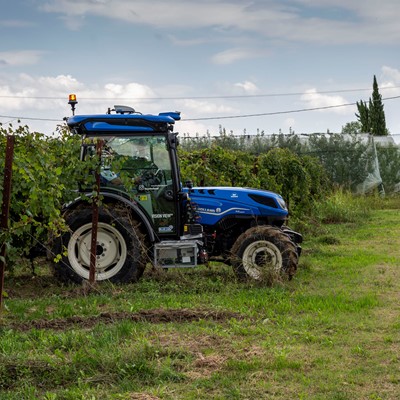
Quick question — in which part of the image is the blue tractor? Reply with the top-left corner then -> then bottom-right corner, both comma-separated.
53,98 -> 302,283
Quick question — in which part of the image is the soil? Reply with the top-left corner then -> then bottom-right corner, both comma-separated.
4,308 -> 244,332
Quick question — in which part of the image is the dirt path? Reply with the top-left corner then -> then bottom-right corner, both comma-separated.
4,308 -> 244,332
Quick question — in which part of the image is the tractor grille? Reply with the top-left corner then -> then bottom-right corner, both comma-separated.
248,194 -> 278,208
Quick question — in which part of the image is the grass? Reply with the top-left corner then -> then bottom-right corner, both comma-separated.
0,195 -> 400,399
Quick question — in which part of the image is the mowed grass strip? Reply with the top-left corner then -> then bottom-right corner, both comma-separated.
0,206 -> 399,399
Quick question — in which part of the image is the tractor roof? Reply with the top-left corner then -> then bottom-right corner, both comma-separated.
67,111 -> 181,136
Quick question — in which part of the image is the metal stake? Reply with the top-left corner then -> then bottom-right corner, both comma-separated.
89,139 -> 103,284
0,135 -> 15,311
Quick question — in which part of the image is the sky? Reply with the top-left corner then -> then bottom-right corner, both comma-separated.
1,0 -> 400,140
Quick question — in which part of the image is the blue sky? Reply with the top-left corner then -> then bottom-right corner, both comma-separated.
1,0 -> 400,139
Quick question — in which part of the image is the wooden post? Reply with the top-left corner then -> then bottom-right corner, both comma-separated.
0,135 -> 15,311
89,139 -> 103,284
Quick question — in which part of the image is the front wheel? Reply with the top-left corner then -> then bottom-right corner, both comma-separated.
53,206 -> 146,284
231,226 -> 298,281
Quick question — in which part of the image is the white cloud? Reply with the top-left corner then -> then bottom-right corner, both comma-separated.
178,120 -> 213,137
300,88 -> 351,115
0,74 -> 158,115
381,66 -> 400,86
234,81 -> 259,94
177,99 -> 236,116
213,80 -> 260,97
38,74 -> 83,91
41,0 -> 244,29
211,48 -> 261,65
0,85 -> 36,111
0,74 -> 84,113
103,82 -> 155,99
40,0 -> 400,45
0,51 -> 44,67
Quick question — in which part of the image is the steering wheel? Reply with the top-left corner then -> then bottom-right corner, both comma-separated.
136,168 -> 166,192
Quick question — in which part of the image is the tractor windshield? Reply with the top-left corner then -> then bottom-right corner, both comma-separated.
87,135 -> 178,235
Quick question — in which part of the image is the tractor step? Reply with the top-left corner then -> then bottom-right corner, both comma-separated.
154,240 -> 201,268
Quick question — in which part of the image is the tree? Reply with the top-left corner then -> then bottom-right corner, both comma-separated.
370,75 -> 388,136
356,75 -> 388,136
356,99 -> 370,132
341,121 -> 362,135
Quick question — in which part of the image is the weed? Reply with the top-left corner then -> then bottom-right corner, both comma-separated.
317,235 -> 341,245
314,190 -> 371,224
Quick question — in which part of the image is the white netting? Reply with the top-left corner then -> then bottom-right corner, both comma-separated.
181,132 -> 400,195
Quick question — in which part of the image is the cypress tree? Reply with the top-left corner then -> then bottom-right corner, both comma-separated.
370,75 -> 388,136
356,75 -> 388,136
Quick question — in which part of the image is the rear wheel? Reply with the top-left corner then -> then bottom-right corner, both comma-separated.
53,206 -> 146,284
231,226 -> 298,281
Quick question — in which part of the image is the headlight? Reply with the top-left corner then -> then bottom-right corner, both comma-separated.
276,197 -> 287,210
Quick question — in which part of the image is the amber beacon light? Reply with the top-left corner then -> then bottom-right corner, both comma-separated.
68,94 -> 78,115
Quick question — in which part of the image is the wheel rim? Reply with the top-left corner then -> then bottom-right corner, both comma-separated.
242,240 -> 283,280
67,222 -> 127,281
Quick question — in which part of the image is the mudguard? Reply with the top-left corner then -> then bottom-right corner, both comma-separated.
63,191 -> 156,243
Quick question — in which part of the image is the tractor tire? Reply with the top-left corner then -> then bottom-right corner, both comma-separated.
231,225 -> 298,281
53,206 -> 146,284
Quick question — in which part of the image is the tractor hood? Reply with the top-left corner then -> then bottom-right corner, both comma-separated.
183,186 -> 288,226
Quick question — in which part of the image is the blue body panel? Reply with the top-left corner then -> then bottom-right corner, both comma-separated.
183,187 -> 288,226
85,122 -> 154,132
67,112 -> 180,133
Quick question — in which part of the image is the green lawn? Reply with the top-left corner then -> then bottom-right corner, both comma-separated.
1,208 -> 399,399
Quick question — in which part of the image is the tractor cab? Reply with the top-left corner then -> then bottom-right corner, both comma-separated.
67,105 -> 186,240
